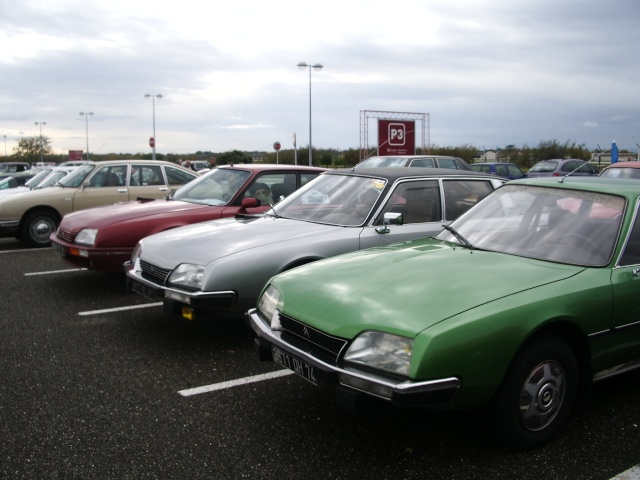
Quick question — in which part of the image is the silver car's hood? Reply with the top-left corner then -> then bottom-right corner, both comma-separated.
138,215 -> 345,268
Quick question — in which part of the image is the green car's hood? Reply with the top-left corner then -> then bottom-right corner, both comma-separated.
273,238 -> 585,338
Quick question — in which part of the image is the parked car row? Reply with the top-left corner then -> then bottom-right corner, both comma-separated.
0,160 -> 198,247
11,156 -> 640,450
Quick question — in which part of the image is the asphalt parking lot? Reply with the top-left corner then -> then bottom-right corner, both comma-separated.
2,237 -> 640,479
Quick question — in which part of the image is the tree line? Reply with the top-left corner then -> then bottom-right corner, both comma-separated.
4,136 -> 629,169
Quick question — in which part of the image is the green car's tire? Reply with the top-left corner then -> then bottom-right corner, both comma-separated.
483,333 -> 578,450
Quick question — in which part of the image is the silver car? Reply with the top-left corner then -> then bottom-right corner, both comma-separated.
125,168 -> 505,320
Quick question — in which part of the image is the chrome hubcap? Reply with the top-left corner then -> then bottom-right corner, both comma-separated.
519,361 -> 565,431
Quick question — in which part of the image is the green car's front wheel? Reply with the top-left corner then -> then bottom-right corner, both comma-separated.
484,333 -> 578,450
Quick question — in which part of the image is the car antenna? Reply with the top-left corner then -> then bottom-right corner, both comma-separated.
559,149 -> 609,183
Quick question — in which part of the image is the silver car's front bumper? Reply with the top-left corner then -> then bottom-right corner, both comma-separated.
247,308 -> 461,408
125,262 -> 237,315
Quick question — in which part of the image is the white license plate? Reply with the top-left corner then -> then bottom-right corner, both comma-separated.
271,346 -> 318,385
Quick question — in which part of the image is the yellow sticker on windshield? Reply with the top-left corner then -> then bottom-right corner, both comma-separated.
370,179 -> 386,190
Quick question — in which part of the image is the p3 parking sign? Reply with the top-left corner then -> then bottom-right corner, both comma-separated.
378,120 -> 415,155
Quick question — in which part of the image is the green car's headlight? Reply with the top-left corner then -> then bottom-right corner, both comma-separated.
168,264 -> 204,290
74,228 -> 98,246
257,284 -> 282,329
344,331 -> 413,376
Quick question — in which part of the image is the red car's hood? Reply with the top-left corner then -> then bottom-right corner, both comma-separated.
60,199 -> 208,231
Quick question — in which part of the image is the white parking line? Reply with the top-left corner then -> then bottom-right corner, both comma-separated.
25,268 -> 87,276
0,247 -> 51,253
611,465 -> 640,479
78,303 -> 162,316
178,370 -> 294,397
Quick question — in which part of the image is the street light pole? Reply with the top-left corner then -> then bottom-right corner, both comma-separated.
79,112 -> 94,160
297,62 -> 323,166
3,135 -> 6,158
144,94 -> 162,160
34,121 -> 46,163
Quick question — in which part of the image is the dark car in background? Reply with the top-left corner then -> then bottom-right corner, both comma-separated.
471,162 -> 526,180
527,159 -> 599,178
354,155 -> 472,171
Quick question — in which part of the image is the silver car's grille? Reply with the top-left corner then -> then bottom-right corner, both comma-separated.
56,228 -> 76,243
279,314 -> 348,360
140,260 -> 172,285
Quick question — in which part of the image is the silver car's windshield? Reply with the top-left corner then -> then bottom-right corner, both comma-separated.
25,169 -> 52,188
173,168 -> 251,206
58,164 -> 95,187
436,184 -> 625,267
272,174 -> 386,226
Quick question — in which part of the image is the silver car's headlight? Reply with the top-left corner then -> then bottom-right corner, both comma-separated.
168,264 -> 204,290
74,228 -> 98,246
343,331 -> 413,376
256,284 -> 282,329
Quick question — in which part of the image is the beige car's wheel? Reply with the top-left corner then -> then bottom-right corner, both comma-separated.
21,211 -> 59,248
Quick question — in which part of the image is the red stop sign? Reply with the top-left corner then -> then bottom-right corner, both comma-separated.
273,141 -> 281,151
149,137 -> 155,148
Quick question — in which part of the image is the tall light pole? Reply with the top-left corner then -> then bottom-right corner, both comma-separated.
79,112 -> 94,160
3,135 -> 6,158
144,94 -> 162,160
297,62 -> 323,166
34,121 -> 46,163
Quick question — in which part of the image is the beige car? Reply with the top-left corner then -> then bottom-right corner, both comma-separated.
0,160 -> 198,247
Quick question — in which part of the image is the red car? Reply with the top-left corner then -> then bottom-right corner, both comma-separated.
50,164 -> 325,272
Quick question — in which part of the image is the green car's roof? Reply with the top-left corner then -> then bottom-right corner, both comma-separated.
509,175 -> 640,199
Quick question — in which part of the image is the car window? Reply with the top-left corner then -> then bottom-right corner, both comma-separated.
88,165 -> 126,187
620,208 -> 640,266
471,165 -> 491,174
301,172 -> 321,186
495,165 -> 508,177
173,168 -> 251,206
408,158 -> 436,168
243,173 -> 297,206
274,174 -> 386,226
130,165 -> 163,186
374,180 -> 441,225
437,185 -> 625,267
530,161 -> 558,173
165,165 -> 196,186
436,158 -> 460,170
443,179 -> 495,220
601,167 -> 640,179
507,165 -> 525,177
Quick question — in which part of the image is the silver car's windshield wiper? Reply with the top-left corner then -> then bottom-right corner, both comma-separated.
442,224 -> 475,250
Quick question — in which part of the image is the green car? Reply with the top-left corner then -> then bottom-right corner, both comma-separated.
249,176 -> 640,450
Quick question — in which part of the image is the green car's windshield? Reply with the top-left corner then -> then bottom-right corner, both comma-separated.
58,164 -> 96,187
173,168 -> 251,206
436,184 -> 625,267
271,174 -> 386,226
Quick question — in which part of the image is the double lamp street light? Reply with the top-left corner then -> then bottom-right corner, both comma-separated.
297,62 -> 323,166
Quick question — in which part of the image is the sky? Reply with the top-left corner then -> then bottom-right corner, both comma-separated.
1,0 -> 639,158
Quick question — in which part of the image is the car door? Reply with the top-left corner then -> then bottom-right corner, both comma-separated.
128,164 -> 172,199
71,164 -> 129,211
608,205 -> 640,366
359,178 -> 498,249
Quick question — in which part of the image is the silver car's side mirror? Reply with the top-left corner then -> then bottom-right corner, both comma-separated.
376,212 -> 403,234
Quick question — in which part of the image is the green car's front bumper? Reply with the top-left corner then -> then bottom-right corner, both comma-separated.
247,307 -> 461,408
